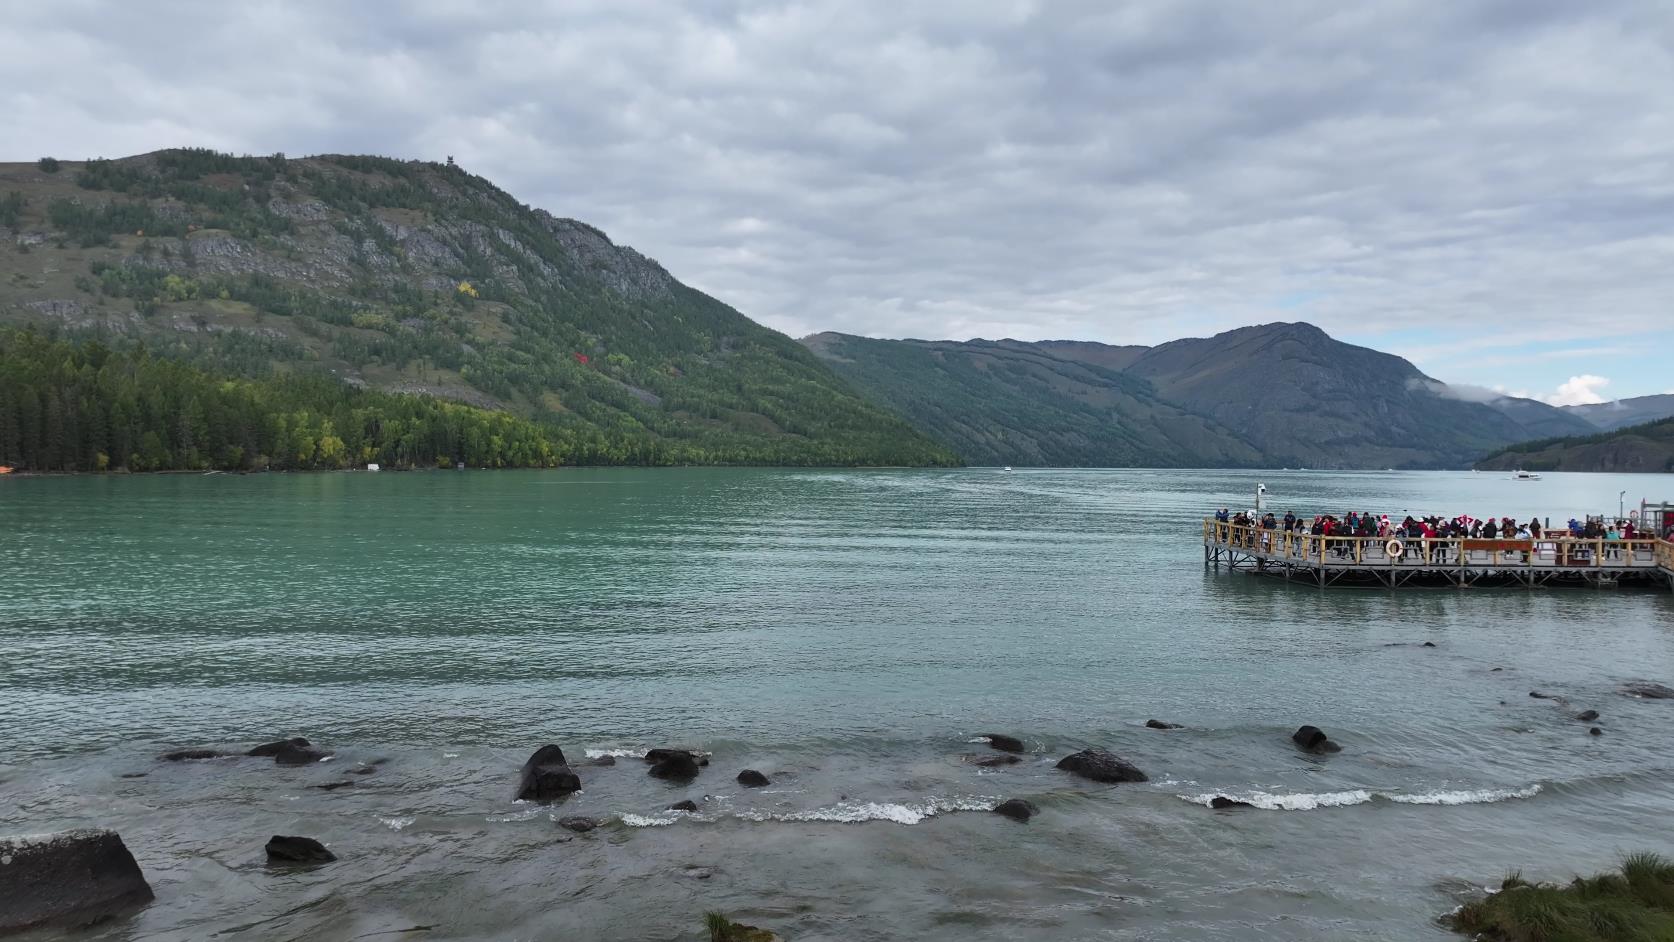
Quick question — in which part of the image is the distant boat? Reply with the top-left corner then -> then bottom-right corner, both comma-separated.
1513,470 -> 1541,481
1002,466 -> 1013,472
367,463 -> 381,472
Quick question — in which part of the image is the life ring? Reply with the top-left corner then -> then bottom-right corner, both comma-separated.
1385,539 -> 1405,557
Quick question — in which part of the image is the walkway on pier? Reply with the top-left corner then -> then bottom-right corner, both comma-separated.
1203,520 -> 1674,589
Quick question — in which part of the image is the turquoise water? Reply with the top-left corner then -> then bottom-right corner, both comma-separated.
2,468 -> 1673,940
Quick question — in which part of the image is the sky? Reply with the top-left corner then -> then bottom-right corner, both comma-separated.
6,1 -> 1672,404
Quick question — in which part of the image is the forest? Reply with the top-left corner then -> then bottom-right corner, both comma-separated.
0,331 -> 953,471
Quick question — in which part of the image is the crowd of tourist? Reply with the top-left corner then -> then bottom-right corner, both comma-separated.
1211,507 -> 1670,565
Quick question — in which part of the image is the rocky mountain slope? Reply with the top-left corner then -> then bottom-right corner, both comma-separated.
802,332 -> 1264,467
805,323 -> 1589,469
1562,394 -> 1674,432
1476,416 -> 1674,473
0,150 -> 956,468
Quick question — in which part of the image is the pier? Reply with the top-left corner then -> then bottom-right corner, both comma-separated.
1203,520 -> 1674,589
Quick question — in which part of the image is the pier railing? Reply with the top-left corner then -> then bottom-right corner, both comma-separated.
1203,519 -> 1668,570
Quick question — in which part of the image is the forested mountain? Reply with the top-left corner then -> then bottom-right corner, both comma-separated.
1476,416 -> 1674,473
802,332 -> 1264,467
806,323 -> 1591,469
0,150 -> 956,469
1120,323 -> 1579,469
1562,394 -> 1674,432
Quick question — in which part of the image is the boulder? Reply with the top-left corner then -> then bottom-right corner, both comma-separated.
991,798 -> 1039,822
0,829 -> 154,934
1291,726 -> 1342,753
1210,796 -> 1255,810
248,737 -> 312,757
1422,641 -> 1437,648
982,734 -> 1025,754
265,835 -> 335,864
736,769 -> 771,788
1055,748 -> 1148,783
668,800 -> 699,812
705,915 -> 780,942
967,754 -> 1020,767
1528,691 -> 1555,700
515,745 -> 581,802
645,748 -> 709,767
160,748 -> 228,761
557,816 -> 597,833
1621,682 -> 1674,700
649,752 -> 702,782
1145,720 -> 1183,730
1575,710 -> 1600,722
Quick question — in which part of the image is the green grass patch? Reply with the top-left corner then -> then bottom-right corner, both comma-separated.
1447,853 -> 1674,941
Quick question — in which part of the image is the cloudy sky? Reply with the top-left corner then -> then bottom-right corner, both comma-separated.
7,1 -> 1671,403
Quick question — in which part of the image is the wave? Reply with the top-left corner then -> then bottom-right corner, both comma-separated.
618,796 -> 1000,828
1180,784 -> 1540,811
378,816 -> 415,831
584,748 -> 647,759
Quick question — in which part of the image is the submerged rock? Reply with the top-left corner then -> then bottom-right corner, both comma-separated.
668,799 -> 700,812
1291,726 -> 1342,753
991,798 -> 1039,822
1575,710 -> 1600,722
558,816 -> 598,833
1055,748 -> 1148,783
311,781 -> 355,791
982,734 -> 1025,754
265,835 -> 335,864
705,914 -> 780,942
649,752 -> 703,782
516,745 -> 581,802
736,769 -> 771,788
1145,720 -> 1183,730
1621,682 -> 1674,699
967,754 -> 1021,767
582,755 -> 617,767
1210,796 -> 1255,810
1590,727 -> 1604,736
1422,641 -> 1437,648
0,829 -> 154,934
247,737 -> 311,757
160,748 -> 228,761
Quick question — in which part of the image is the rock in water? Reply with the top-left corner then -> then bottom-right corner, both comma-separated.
736,769 -> 771,787
1291,726 -> 1342,753
1210,796 -> 1255,810
160,748 -> 228,761
1621,682 -> 1674,699
1055,748 -> 1148,783
968,754 -> 1021,767
273,742 -> 331,766
557,816 -> 597,833
0,829 -> 154,934
645,748 -> 709,766
1575,710 -> 1600,722
247,737 -> 311,757
668,800 -> 699,812
265,835 -> 336,864
583,755 -> 617,767
982,734 -> 1025,753
1590,727 -> 1604,736
1145,719 -> 1183,730
649,752 -> 703,782
991,798 -> 1039,822
705,913 -> 780,942
516,745 -> 581,802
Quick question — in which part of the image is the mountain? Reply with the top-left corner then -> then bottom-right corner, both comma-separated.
801,333 -> 1264,467
1476,416 -> 1674,473
1562,394 -> 1674,432
1482,395 -> 1598,439
0,150 -> 956,469
1121,323 -> 1576,469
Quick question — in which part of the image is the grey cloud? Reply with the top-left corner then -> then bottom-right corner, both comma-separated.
6,0 -> 1673,389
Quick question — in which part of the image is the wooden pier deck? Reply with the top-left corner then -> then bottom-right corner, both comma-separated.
1203,520 -> 1674,589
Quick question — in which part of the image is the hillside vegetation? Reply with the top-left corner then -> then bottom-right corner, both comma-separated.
803,332 -> 1264,467
1475,415 -> 1674,473
0,150 -> 956,469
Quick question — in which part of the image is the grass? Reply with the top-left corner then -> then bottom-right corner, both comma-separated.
1447,854 -> 1674,941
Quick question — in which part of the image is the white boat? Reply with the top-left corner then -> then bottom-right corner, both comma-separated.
1002,466 -> 1013,472
1512,469 -> 1541,481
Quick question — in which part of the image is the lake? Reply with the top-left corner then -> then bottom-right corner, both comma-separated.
3,467 -> 1673,940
